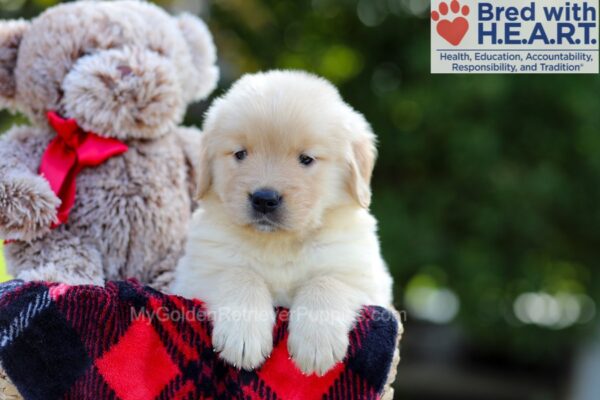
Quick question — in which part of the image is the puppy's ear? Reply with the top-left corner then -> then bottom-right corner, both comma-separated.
0,20 -> 29,107
195,136 -> 212,200
177,14 -> 219,102
347,122 -> 377,209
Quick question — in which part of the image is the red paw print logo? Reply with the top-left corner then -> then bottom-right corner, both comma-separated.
431,0 -> 470,46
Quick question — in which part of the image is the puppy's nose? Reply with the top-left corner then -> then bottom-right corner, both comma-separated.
250,189 -> 282,214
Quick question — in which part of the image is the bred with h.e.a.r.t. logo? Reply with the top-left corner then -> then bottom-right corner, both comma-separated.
431,0 -> 599,74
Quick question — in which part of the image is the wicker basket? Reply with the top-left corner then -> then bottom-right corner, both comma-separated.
0,367 -> 20,400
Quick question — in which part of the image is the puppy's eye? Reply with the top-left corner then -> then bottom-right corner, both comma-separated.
299,154 -> 315,166
234,150 -> 248,161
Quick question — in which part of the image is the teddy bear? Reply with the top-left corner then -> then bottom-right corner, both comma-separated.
0,0 -> 219,290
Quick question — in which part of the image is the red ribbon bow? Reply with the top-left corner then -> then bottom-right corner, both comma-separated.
40,111 -> 128,226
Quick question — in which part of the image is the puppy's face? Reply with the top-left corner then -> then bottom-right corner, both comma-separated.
207,119 -> 342,233
198,71 -> 376,235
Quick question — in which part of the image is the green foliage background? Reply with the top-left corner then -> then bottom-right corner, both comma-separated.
183,0 -> 600,364
0,0 -> 598,368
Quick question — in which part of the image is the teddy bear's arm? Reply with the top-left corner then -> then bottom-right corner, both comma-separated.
141,127 -> 204,292
0,125 -> 60,241
174,126 -> 203,206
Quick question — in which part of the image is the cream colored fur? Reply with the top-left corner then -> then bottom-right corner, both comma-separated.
172,70 -> 393,376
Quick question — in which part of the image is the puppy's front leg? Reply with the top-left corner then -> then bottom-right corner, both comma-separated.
209,268 -> 275,370
288,276 -> 364,376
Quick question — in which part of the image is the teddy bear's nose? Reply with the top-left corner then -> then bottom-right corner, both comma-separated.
116,65 -> 133,78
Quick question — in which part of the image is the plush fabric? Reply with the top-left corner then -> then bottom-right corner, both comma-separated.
0,1 -> 219,290
0,280 -> 399,400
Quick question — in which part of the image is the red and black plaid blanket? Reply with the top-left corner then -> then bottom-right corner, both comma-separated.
0,280 -> 399,400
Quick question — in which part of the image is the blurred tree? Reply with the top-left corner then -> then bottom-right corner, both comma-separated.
203,0 -> 600,363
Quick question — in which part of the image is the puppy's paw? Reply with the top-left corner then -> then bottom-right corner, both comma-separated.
212,308 -> 275,370
288,312 -> 351,376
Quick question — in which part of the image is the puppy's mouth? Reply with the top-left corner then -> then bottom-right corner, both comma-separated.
250,216 -> 285,232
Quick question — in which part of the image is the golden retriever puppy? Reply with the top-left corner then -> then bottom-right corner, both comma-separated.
171,70 -> 393,376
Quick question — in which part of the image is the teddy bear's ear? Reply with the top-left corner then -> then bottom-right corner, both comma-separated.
0,20 -> 29,106
177,14 -> 219,102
